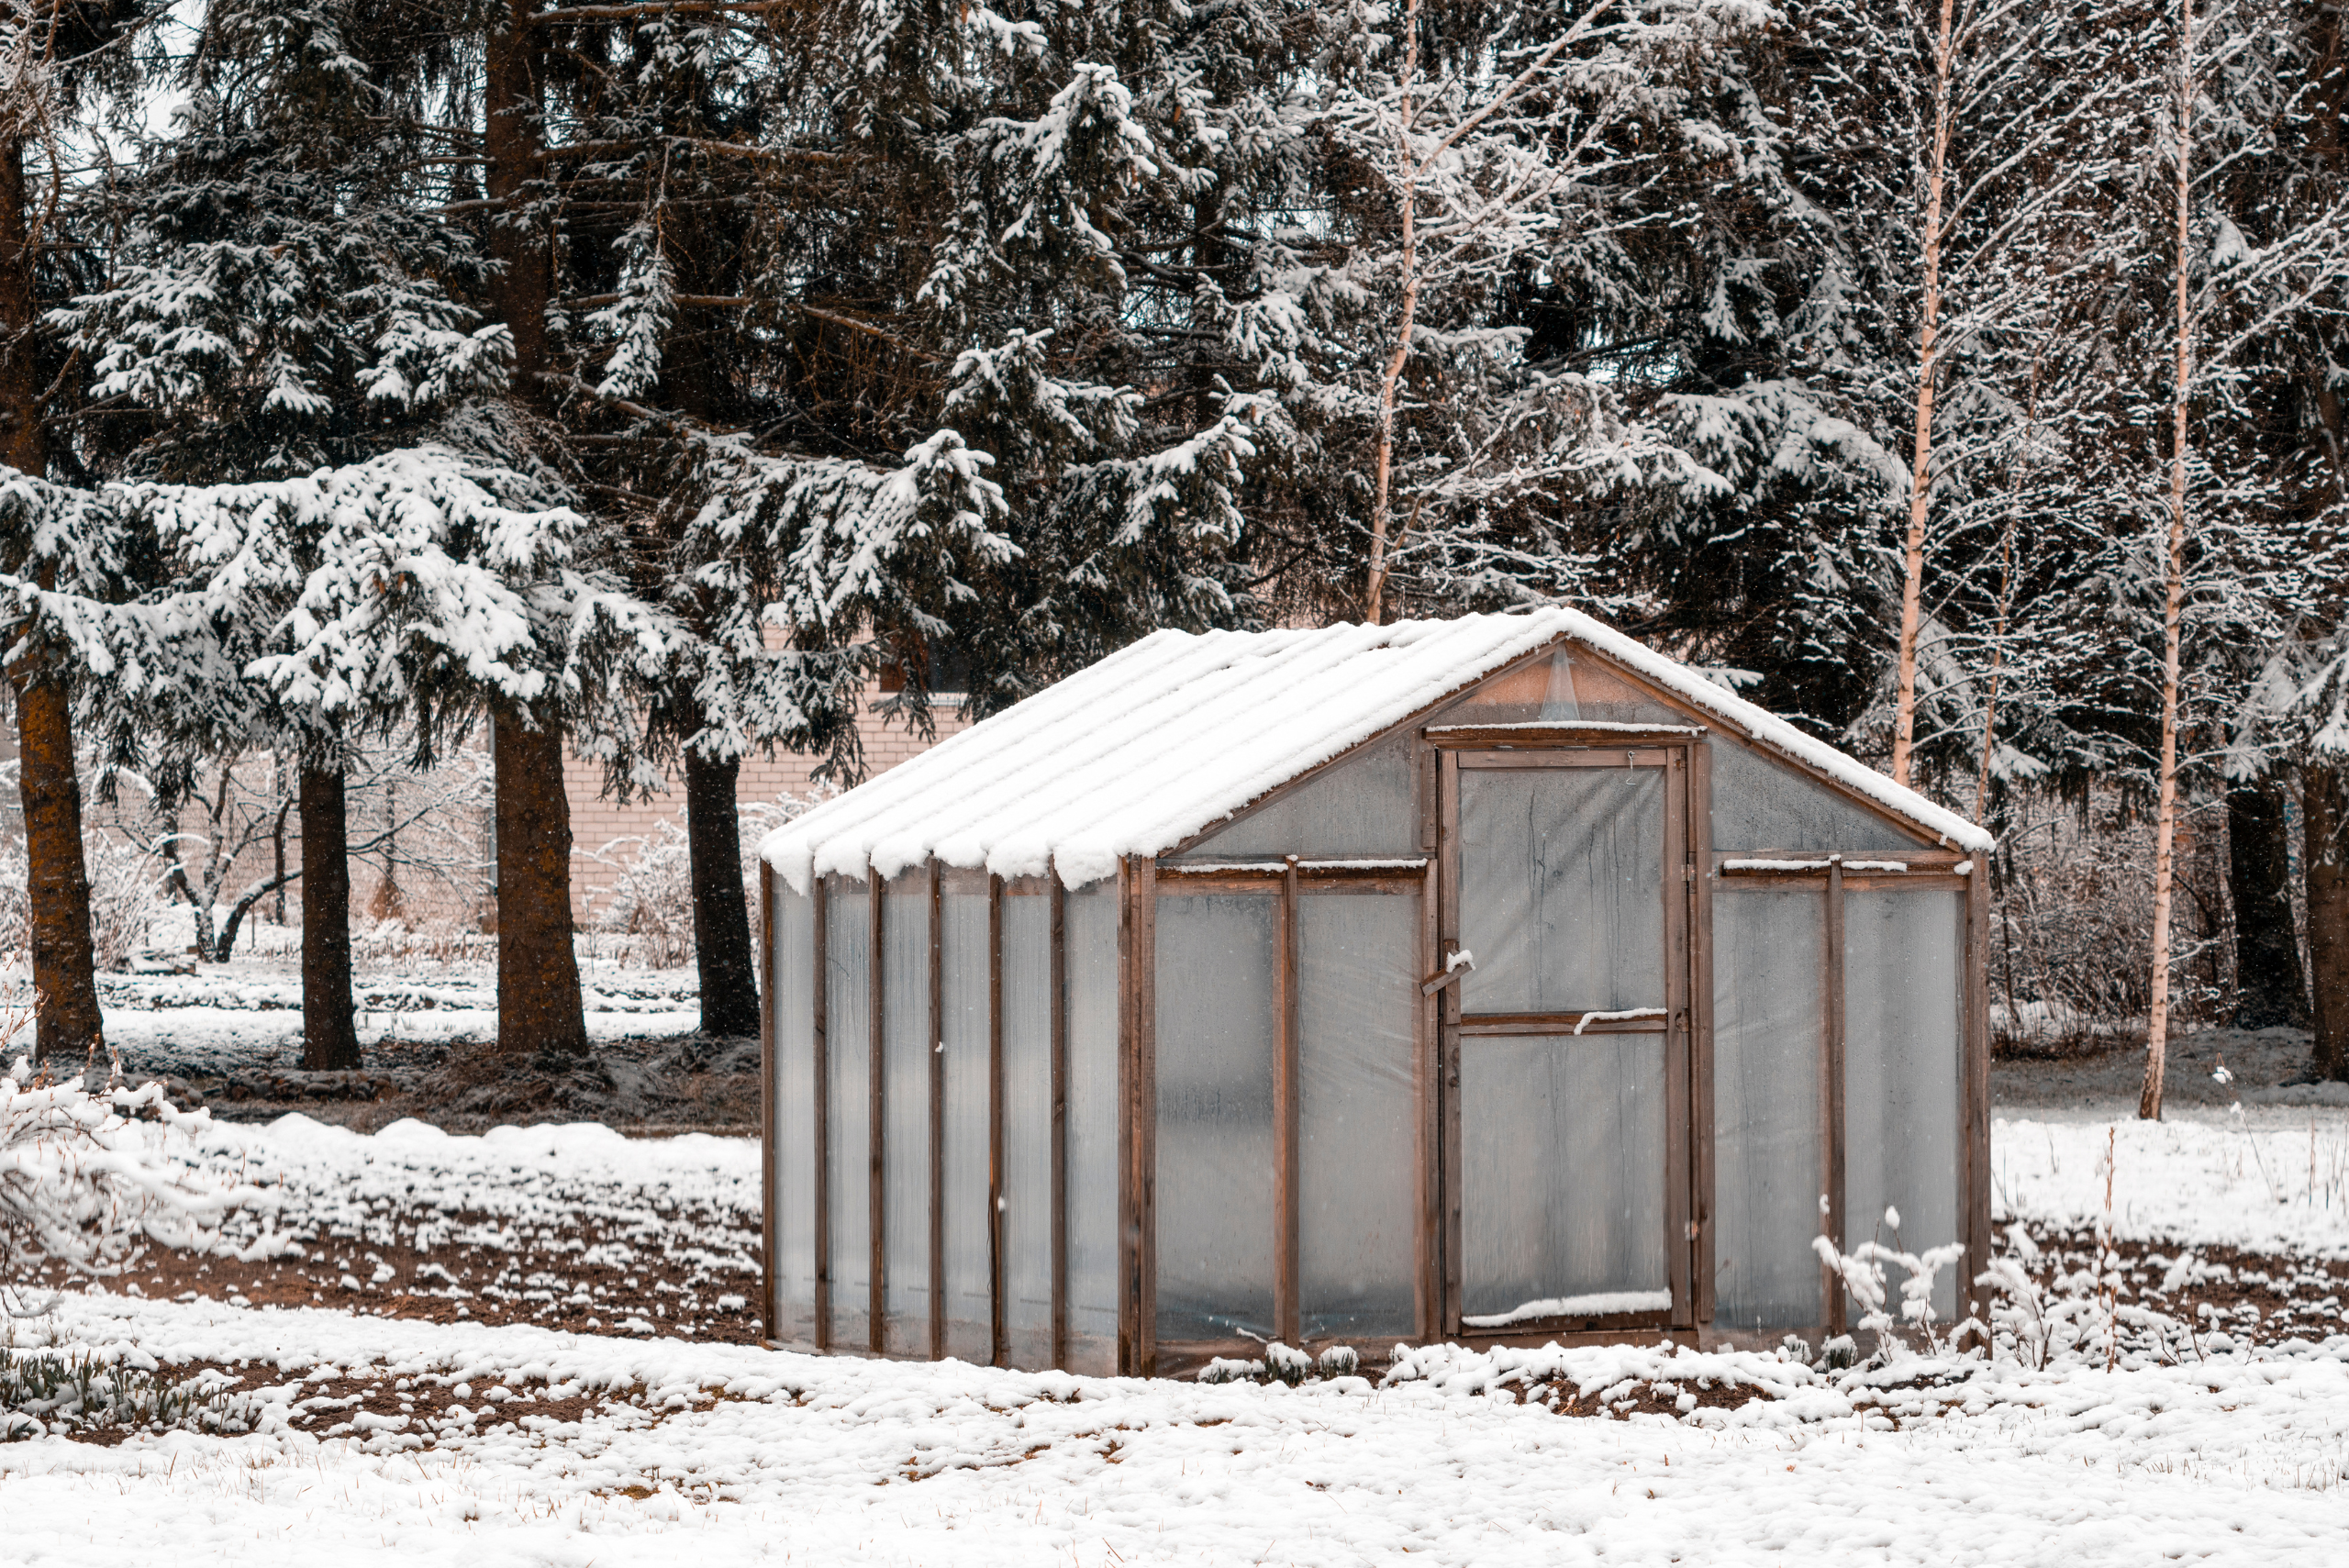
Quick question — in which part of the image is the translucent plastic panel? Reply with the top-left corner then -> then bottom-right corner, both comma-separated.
1709,739 -> 1923,853
882,873 -> 930,1355
1710,887 -> 1825,1330
1064,881 -> 1122,1374
1179,733 -> 1417,861
940,889 -> 993,1363
823,877 -> 872,1349
1458,766 -> 1663,1015
1461,1034 -> 1668,1321
1844,890 -> 1964,1322
1430,650 -> 1684,726
1298,894 -> 1418,1343
772,883 -> 818,1345
1154,894 -> 1276,1344
999,891 -> 1053,1368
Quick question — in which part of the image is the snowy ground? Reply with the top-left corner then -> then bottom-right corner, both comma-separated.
3,1109 -> 2347,1564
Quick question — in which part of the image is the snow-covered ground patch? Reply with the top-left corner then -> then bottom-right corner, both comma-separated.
6,1289 -> 2347,1566
1995,1110 -> 2349,1259
2,1110 -> 2344,1564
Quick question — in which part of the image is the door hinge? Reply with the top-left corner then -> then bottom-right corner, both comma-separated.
1686,1220 -> 1701,1241
1682,862 -> 1696,882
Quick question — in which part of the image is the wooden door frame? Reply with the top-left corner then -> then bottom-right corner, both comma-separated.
1435,740 -> 1698,1340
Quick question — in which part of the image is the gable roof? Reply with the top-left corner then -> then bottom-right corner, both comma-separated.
760,608 -> 1994,892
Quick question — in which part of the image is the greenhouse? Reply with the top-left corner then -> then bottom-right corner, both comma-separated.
757,609 -> 1995,1374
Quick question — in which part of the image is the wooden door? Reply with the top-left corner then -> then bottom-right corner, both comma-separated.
1437,744 -> 1694,1336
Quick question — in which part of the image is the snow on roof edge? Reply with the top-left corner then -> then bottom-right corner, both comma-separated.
759,611 -> 1993,893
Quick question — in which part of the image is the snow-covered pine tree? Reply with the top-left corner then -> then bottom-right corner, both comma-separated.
47,0 -> 523,1069
0,0 -> 152,1060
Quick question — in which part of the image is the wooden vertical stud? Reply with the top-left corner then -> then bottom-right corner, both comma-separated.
759,860 -> 778,1343
1964,861 -> 1993,1323
987,874 -> 1006,1366
1132,859 -> 1158,1373
1688,740 -> 1718,1326
1416,852 -> 1440,1342
1437,748 -> 1464,1336
869,873 -> 886,1354
1275,855 -> 1301,1348
1824,856 -> 1848,1338
1049,870 -> 1068,1369
812,874 -> 831,1351
1662,752 -> 1693,1329
929,862 -> 945,1359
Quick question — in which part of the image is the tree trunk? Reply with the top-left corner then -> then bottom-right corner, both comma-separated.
494,709 -> 587,1056
1362,0 -> 1421,627
2304,762 -> 2349,1082
484,10 -> 549,391
298,765 -> 362,1071
12,676 -> 104,1062
2227,781 -> 2309,1029
4,135 -> 105,1065
685,747 -> 759,1038
2139,0 -> 2195,1123
1891,0 -> 1961,787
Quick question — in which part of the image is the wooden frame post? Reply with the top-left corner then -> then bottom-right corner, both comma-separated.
1688,740 -> 1717,1327
759,861 -> 778,1341
1823,856 -> 1848,1338
869,874 -> 887,1353
987,874 -> 1007,1365
929,862 -> 946,1357
1963,861 -> 1992,1323
1119,855 -> 1160,1375
1436,748 -> 1463,1334
1663,749 -> 1694,1329
1274,855 -> 1301,1347
1049,870 -> 1068,1368
812,874 -> 831,1351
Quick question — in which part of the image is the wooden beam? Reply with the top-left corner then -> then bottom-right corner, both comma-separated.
1664,748 -> 1693,1331
1417,853 -> 1440,1342
1423,723 -> 1704,748
812,875 -> 830,1351
987,875 -> 1007,1367
1964,864 -> 1993,1323
1275,856 -> 1301,1348
1133,859 -> 1158,1374
1824,859 -> 1848,1339
1438,750 -> 1464,1335
1050,871 -> 1069,1369
1689,740 -> 1719,1326
929,862 -> 945,1359
759,860 -> 778,1342
869,875 -> 886,1354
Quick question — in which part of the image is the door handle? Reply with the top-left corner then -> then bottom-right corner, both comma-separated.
1421,949 -> 1475,996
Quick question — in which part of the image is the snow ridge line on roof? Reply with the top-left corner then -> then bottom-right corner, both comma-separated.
761,610 -> 1992,893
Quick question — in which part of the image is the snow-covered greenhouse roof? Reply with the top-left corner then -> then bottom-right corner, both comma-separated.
760,609 -> 1994,893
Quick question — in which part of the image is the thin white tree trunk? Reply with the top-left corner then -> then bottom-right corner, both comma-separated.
2142,0 -> 2194,1121
1892,0 -> 1961,785
1974,517 -> 2014,821
1364,0 -> 1421,626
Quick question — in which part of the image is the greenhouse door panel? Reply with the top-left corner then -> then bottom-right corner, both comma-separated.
1442,747 -> 1692,1334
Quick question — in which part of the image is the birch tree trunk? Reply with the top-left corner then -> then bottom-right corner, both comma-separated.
1362,0 -> 1420,627
2139,0 -> 2195,1121
1,131 -> 105,1064
1891,0 -> 1961,786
